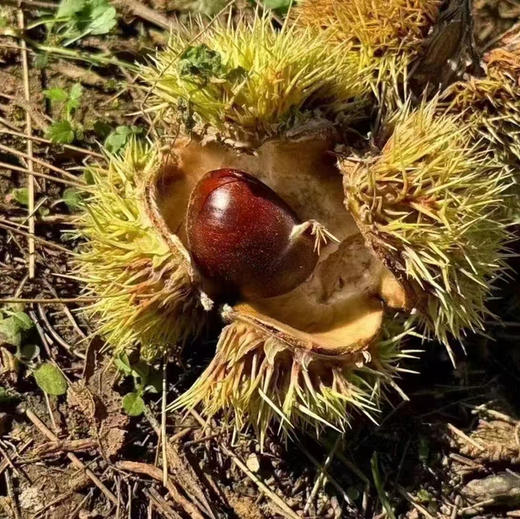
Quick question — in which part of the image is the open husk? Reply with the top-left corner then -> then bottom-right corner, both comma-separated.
141,129 -> 411,436
78,9 -> 516,440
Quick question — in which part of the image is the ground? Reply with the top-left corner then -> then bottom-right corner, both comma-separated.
1,1 -> 520,518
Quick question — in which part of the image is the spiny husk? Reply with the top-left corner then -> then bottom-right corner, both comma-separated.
295,0 -> 441,96
140,15 -> 371,146
343,101 -> 513,351
444,41 -> 520,178
172,307 -> 415,442
296,0 -> 440,51
77,141 -> 204,361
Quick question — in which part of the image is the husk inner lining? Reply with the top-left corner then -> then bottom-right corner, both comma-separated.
149,133 -> 406,355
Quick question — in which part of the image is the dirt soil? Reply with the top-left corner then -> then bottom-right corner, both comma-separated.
0,1 -> 520,518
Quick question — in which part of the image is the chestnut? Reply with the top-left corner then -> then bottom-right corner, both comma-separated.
186,169 -> 335,299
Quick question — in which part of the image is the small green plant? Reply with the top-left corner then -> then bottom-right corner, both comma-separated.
0,8 -> 15,37
6,187 -> 29,207
0,307 -> 36,360
179,44 -> 225,79
0,386 -> 20,406
62,187 -> 86,212
178,45 -> 246,84
115,354 -> 161,417
122,392 -> 145,417
94,121 -> 144,154
44,83 -> 84,144
34,0 -> 117,47
104,125 -> 144,154
7,189 -> 51,217
0,307 -> 64,397
33,363 -> 68,396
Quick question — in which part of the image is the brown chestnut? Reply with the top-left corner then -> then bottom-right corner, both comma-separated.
186,169 -> 334,299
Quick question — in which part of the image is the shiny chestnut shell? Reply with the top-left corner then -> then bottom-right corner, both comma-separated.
186,169 -> 318,299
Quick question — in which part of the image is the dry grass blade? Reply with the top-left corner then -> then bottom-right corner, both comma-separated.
396,485 -> 436,519
4,469 -> 21,519
0,219 -> 73,254
0,128 -> 104,158
296,440 -> 351,505
161,362 -> 168,487
37,304 -> 86,359
0,441 -> 32,479
0,297 -> 99,303
0,142 -> 84,183
17,9 -> 35,278
371,453 -> 396,519
303,435 -> 344,513
0,160 -> 89,188
447,423 -> 486,451
3,0 -> 58,7
42,277 -> 88,338
0,446 -> 23,481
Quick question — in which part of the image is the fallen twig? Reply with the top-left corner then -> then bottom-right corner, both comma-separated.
0,297 -> 99,304
33,438 -> 98,456
304,435 -> 342,514
146,487 -> 183,519
116,461 -> 205,519
37,304 -> 86,360
396,486 -> 436,519
448,423 -> 486,452
4,469 -> 21,519
0,446 -> 24,482
0,440 -> 32,479
25,408 -> 118,505
4,0 -> 58,8
112,0 -> 181,31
